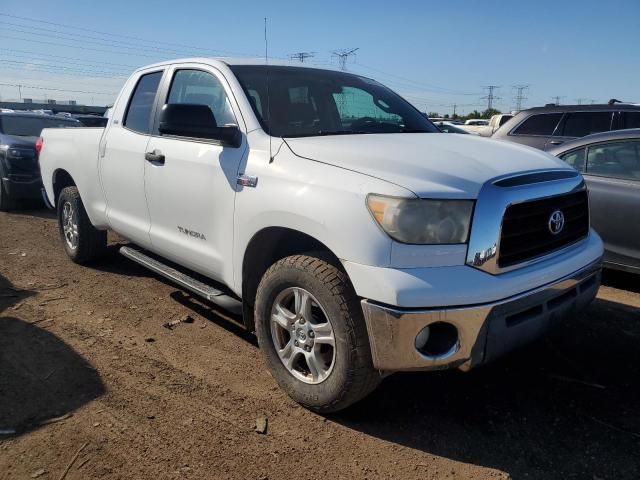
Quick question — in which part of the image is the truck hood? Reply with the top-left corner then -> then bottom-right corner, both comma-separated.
285,133 -> 570,198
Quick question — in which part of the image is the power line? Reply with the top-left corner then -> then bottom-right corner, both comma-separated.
512,84 -> 529,112
1,48 -> 139,69
481,85 -> 500,110
0,13 -> 257,57
353,63 -> 481,96
289,52 -> 316,63
0,82 -> 116,96
332,48 -> 359,71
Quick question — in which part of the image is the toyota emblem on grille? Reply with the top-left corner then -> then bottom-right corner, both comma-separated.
548,210 -> 565,235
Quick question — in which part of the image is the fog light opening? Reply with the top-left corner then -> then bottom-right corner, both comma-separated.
415,322 -> 459,358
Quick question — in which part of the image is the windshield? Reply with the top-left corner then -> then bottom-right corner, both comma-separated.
230,65 -> 439,137
0,116 -> 80,137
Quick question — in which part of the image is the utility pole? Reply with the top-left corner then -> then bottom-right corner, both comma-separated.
512,84 -> 529,112
574,97 -> 587,105
481,85 -> 500,110
18,84 -> 22,101
332,48 -> 359,71
289,52 -> 315,63
452,103 -> 457,118
551,96 -> 565,105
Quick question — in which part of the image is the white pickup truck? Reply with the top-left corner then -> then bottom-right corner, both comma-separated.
39,58 -> 603,412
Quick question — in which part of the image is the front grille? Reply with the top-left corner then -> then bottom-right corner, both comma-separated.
498,190 -> 589,268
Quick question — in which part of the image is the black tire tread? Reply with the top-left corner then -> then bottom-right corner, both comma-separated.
58,186 -> 107,264
257,254 -> 380,413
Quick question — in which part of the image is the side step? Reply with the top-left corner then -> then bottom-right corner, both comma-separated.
119,246 -> 242,315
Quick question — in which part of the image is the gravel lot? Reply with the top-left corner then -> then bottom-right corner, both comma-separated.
1,208 -> 639,480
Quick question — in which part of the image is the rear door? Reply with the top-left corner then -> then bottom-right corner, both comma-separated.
546,111 -> 614,150
143,65 -> 247,283
100,69 -> 164,247
583,140 -> 640,270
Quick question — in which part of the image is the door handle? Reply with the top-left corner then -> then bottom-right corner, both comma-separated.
548,140 -> 563,145
144,150 -> 165,165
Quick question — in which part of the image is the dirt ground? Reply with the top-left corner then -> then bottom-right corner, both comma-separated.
1,207 -> 639,480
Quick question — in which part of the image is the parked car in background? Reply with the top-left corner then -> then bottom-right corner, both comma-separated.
459,114 -> 515,137
458,118 -> 490,135
493,103 -> 640,151
549,129 -> 640,273
0,112 -> 80,210
433,121 -> 474,134
72,114 -> 108,127
39,58 -> 602,412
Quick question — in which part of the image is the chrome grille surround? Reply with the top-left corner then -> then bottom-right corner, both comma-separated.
466,169 -> 588,274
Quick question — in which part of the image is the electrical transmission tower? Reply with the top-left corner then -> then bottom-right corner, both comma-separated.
551,96 -> 565,105
481,85 -> 500,110
512,85 -> 529,112
332,48 -> 359,71
289,52 -> 316,63
574,97 -> 587,105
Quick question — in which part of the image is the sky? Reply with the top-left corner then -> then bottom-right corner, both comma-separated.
0,0 -> 638,115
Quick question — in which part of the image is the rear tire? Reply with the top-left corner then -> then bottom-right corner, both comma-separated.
255,254 -> 380,413
0,180 -> 16,211
57,186 -> 107,264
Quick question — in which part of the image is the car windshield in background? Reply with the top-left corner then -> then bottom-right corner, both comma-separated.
0,116 -> 80,137
230,65 -> 439,137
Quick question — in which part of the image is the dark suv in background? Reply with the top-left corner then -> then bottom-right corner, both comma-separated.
492,103 -> 640,150
0,112 -> 80,210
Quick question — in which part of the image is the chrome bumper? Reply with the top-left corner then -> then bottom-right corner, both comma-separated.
361,259 -> 602,372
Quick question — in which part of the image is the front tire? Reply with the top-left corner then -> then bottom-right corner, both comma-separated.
57,186 -> 107,264
255,254 -> 380,413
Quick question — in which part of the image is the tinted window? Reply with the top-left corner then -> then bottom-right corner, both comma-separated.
560,111 -> 612,137
586,141 -> 640,180
560,148 -> 586,172
123,71 -> 162,134
0,116 -> 79,137
512,113 -> 562,136
622,111 -> 640,129
230,65 -> 438,137
167,69 -> 236,126
498,115 -> 513,126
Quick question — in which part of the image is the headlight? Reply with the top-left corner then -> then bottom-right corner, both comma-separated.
367,194 -> 474,244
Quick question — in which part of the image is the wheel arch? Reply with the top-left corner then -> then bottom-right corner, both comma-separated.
52,169 -> 77,207
240,226 -> 345,331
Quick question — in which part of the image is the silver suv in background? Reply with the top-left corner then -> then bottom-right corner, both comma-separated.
492,103 -> 640,150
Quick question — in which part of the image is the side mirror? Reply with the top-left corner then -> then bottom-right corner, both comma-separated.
158,104 -> 241,147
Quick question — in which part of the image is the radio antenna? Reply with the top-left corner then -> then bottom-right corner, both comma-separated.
264,17 -> 273,163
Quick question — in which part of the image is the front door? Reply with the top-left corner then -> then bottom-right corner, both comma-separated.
100,69 -> 164,247
144,67 -> 246,284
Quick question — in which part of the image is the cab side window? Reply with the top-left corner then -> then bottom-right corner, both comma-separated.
167,70 -> 237,127
123,71 -> 163,134
586,141 -> 640,180
560,148 -> 586,172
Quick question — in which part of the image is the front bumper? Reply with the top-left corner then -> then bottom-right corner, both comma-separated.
361,259 -> 601,372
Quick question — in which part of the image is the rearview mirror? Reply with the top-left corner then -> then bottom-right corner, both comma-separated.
158,104 -> 241,147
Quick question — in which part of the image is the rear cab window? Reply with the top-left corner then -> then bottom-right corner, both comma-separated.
511,113 -> 563,136
123,71 -> 163,134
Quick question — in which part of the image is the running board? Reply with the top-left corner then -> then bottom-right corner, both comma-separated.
119,246 -> 242,314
